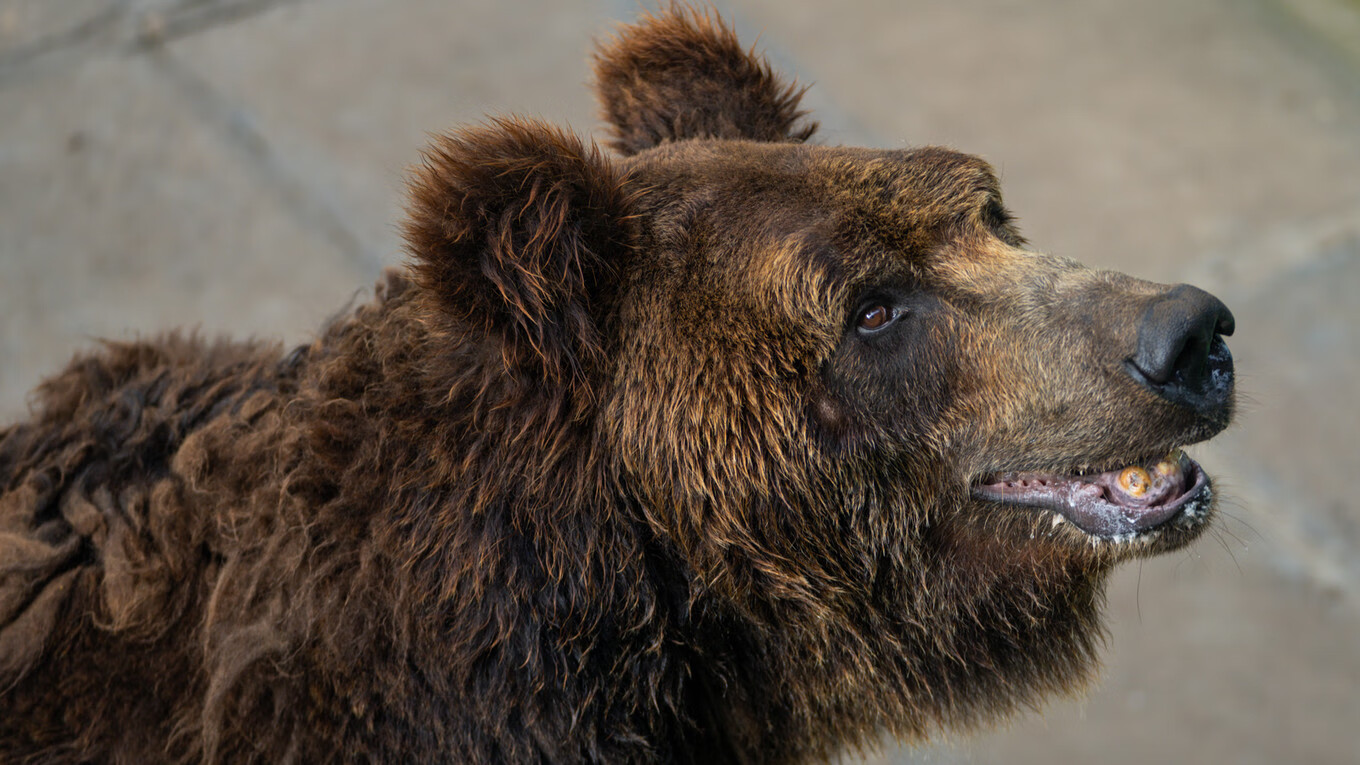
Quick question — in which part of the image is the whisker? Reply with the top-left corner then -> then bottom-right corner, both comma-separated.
1208,528 -> 1244,577
1135,559 -> 1144,624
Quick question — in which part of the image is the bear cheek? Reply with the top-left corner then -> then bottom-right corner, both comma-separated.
823,323 -> 956,444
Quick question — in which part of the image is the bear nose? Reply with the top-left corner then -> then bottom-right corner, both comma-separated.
1127,284 -> 1235,407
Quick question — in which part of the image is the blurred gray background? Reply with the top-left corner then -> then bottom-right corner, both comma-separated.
2,0 -> 1357,762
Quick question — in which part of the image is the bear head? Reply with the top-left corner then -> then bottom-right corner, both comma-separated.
401,5 -> 1235,748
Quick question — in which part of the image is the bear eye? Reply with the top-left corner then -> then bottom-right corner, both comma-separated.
857,305 -> 895,332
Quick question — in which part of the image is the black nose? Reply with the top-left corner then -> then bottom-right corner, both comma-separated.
1127,284 -> 1235,409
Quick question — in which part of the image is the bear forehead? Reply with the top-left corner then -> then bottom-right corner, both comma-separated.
624,140 -> 1003,234
619,140 -> 1010,319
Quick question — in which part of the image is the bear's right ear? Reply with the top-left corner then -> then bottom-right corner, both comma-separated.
403,118 -> 632,391
593,5 -> 818,155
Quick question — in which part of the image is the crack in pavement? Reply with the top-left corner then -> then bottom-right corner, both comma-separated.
143,44 -> 375,275
0,2 -> 123,76
0,0 -> 304,80
129,0 -> 306,50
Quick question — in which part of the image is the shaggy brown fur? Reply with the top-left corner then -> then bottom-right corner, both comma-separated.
0,7 -> 1234,764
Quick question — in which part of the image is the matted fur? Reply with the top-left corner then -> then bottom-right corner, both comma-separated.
0,6 -> 1230,764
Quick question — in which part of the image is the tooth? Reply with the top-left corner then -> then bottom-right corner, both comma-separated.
1154,448 -> 1187,478
1117,466 -> 1152,498
1051,513 -> 1064,528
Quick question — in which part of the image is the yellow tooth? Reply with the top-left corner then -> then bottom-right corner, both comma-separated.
1118,466 -> 1152,497
1155,448 -> 1186,478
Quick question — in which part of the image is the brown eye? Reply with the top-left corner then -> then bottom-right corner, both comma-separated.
858,305 -> 892,331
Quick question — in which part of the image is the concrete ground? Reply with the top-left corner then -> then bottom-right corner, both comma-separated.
2,0 -> 1357,762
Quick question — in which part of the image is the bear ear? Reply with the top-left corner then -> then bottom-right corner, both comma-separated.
592,5 -> 818,155
403,118 -> 632,390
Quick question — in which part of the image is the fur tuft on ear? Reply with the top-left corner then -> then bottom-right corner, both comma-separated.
593,4 -> 818,155
403,118 -> 633,390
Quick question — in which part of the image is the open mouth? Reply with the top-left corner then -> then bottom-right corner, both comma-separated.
970,449 -> 1211,539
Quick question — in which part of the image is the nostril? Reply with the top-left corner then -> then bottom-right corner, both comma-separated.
1215,308 -> 1236,337
1169,334 -> 1209,388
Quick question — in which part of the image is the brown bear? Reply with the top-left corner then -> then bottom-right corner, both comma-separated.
0,7 -> 1235,764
